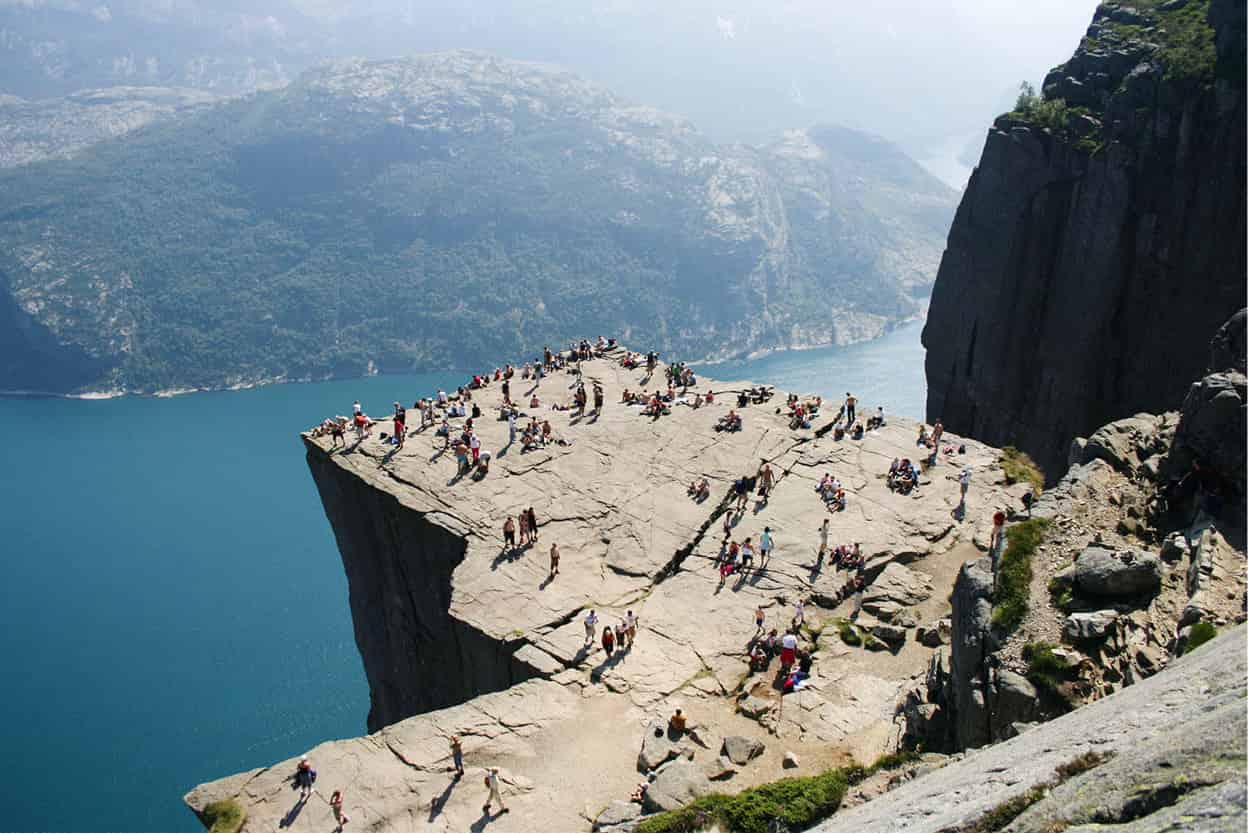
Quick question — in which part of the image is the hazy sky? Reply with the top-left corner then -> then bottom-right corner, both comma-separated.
0,0 -> 1101,185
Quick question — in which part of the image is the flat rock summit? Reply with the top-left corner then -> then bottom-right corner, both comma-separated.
186,348 -> 1032,831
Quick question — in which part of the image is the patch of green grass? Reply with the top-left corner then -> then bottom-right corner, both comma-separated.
867,749 -> 923,772
1000,446 -> 1045,494
1186,621 -> 1217,652
1054,750 -> 1111,781
864,635 -> 889,652
960,751 -> 1112,831
967,785 -> 1048,832
201,799 -> 245,834
1155,0 -> 1217,83
991,518 -> 1052,633
836,618 -> 862,647
1023,641 -> 1072,693
1047,576 -> 1074,612
638,751 -> 924,833
637,770 -> 849,833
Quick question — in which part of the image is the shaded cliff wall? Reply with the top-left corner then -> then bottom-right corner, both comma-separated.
924,0 -> 1246,479
305,439 -> 536,732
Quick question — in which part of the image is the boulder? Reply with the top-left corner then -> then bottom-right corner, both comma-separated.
1160,532 -> 1189,563
1073,547 -> 1162,598
948,558 -> 997,751
862,563 -> 933,621
738,695 -> 773,719
1081,414 -> 1162,474
917,618 -> 951,647
871,622 -> 908,647
1208,307 -> 1246,374
703,755 -> 737,781
595,800 -> 642,830
783,752 -> 800,769
1064,610 -> 1120,640
721,735 -> 765,766
1169,371 -> 1247,503
642,759 -> 712,812
990,671 -> 1040,738
638,720 -> 685,772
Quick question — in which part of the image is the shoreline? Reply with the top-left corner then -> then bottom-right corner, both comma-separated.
1,317 -> 927,403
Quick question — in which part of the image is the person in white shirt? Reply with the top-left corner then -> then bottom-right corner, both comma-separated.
583,610 -> 598,644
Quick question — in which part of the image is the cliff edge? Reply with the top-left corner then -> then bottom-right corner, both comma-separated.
923,0 -> 1246,479
187,350 -> 1031,831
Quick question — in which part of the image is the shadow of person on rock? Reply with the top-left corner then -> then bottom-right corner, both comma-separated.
428,776 -> 460,822
590,650 -> 625,681
469,808 -> 499,832
279,796 -> 308,829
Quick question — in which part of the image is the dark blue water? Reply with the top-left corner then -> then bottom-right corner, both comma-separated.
0,371 -> 461,833
0,321 -> 924,832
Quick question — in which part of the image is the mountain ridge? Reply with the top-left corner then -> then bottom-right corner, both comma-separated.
0,50 -> 957,394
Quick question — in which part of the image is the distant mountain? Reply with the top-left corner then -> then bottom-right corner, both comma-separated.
0,52 -> 956,394
0,1 -> 1095,185
0,86 -> 219,168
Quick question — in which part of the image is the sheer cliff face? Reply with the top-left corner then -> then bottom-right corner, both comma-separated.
923,0 -> 1246,479
305,439 -> 536,732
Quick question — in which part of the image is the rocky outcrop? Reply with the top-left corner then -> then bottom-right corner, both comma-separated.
1065,545 -> 1162,598
923,0 -> 1246,479
188,354 -> 1037,831
305,442 -> 539,732
817,626 -> 1248,832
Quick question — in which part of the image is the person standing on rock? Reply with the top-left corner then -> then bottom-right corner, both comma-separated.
625,610 -> 638,646
755,605 -> 766,633
503,516 -> 516,551
759,463 -> 775,498
483,766 -> 508,815
818,518 -> 829,557
449,735 -> 465,777
508,409 -> 517,446
602,623 -> 615,656
740,537 -> 755,574
549,542 -> 560,577
329,789 -> 349,832
989,510 -> 1007,575
393,402 -> 406,449
844,393 -> 857,426
760,526 -> 775,566
527,508 -> 539,542
851,573 -> 866,620
959,467 -> 972,505
792,598 -> 805,628
518,510 -> 530,546
294,757 -> 316,800
469,430 -> 481,465
780,631 -> 798,670
584,609 -> 599,644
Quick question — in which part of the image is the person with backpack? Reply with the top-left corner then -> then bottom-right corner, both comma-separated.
294,757 -> 316,800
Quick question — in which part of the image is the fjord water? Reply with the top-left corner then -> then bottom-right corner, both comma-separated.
0,320 -> 923,832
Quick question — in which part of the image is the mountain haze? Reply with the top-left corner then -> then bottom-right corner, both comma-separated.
0,52 -> 956,394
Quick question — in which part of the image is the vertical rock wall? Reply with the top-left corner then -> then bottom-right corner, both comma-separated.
305,440 -> 536,732
923,0 -> 1246,479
